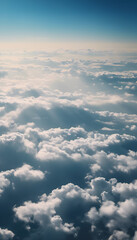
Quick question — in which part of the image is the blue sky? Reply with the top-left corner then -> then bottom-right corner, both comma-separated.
0,0 -> 137,43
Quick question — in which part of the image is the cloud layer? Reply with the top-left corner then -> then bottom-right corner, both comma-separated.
0,49 -> 137,239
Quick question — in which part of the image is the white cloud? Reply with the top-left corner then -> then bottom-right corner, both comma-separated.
117,198 -> 137,218
36,129 -> 135,161
112,180 -> 137,199
133,231 -> 137,240
0,174 -> 10,195
99,201 -> 117,217
0,170 -> 13,195
97,111 -> 137,124
108,230 -> 129,240
91,150 -> 137,174
50,215 -> 77,234
0,228 -> 14,240
14,164 -> 45,181
86,207 -> 99,221
14,183 -> 96,235
0,50 -> 137,240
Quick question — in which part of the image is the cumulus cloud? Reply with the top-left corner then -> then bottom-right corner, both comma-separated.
14,164 -> 45,181
112,180 -> 137,199
36,130 -> 135,161
0,174 -> 10,195
85,176 -> 137,238
0,170 -> 13,195
13,183 -> 96,236
0,228 -> 14,240
108,230 -> 130,240
0,164 -> 45,198
90,150 -> 137,176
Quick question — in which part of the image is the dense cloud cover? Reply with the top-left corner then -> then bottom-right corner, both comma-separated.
0,49 -> 137,239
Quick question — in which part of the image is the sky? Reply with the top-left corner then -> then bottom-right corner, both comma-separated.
0,1 -> 137,240
0,0 -> 137,49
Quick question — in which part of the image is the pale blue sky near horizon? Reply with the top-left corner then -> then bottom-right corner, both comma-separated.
0,0 -> 137,43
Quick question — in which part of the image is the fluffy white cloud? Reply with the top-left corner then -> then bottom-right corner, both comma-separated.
108,230 -> 130,240
86,207 -> 99,221
89,177 -> 116,196
50,215 -> 77,234
91,150 -> 137,174
0,175 -> 10,195
0,122 -> 131,163
0,170 -> 14,195
117,198 -> 137,218
14,183 -> 96,235
100,201 -> 117,217
97,111 -> 137,124
0,164 -> 45,196
36,129 -> 135,161
84,174 -> 137,238
0,228 -> 14,240
112,180 -> 137,199
14,164 -> 45,181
